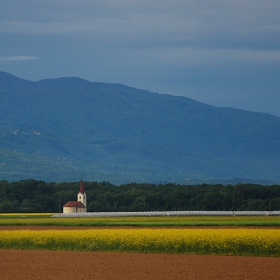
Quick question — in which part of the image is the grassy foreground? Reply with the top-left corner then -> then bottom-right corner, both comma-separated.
0,228 -> 279,257
1,214 -> 280,227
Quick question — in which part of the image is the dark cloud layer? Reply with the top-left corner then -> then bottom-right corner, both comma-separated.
1,0 -> 280,116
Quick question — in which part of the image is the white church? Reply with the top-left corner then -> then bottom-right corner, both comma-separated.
63,177 -> 87,213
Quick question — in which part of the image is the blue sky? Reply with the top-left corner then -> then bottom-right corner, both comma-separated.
1,0 -> 280,116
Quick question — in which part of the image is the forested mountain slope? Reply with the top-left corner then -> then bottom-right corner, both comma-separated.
0,71 -> 280,183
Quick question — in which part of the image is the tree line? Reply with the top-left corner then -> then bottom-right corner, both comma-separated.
0,179 -> 280,213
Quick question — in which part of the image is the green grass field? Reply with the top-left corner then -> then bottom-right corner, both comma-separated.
1,214 -> 280,227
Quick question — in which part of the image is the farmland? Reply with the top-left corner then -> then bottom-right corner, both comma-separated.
1,213 -> 280,227
1,215 -> 280,257
1,228 -> 280,257
1,214 -> 280,279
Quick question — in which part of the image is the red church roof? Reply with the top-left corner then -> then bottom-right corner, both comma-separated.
63,201 -> 85,208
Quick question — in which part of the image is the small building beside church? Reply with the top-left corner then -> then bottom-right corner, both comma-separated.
63,177 -> 87,213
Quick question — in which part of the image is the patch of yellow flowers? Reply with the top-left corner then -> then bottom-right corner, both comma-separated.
0,213 -> 54,217
0,228 -> 279,256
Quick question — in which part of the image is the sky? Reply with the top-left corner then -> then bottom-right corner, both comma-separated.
1,0 -> 280,116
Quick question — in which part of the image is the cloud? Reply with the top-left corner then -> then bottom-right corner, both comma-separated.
1,56 -> 39,61
0,0 -> 279,116
1,1 -> 280,51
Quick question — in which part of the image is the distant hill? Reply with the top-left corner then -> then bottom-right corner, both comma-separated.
0,71 -> 280,184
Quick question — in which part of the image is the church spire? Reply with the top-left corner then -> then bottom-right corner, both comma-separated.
79,175 -> 85,194
77,176 -> 87,210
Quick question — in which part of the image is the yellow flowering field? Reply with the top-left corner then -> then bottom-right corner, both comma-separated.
0,213 -> 53,217
0,228 -> 279,256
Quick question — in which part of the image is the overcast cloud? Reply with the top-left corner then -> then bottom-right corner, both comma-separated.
1,0 -> 280,116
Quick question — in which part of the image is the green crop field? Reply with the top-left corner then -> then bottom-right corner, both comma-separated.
1,214 -> 280,227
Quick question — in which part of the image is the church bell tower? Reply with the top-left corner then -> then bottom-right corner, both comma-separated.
77,176 -> 87,210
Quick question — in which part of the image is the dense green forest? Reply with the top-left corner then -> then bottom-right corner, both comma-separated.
0,180 -> 280,213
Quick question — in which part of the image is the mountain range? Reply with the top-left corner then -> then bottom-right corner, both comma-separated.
1,71 -> 280,184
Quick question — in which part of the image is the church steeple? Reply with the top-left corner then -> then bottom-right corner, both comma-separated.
79,175 -> 85,194
77,176 -> 87,210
